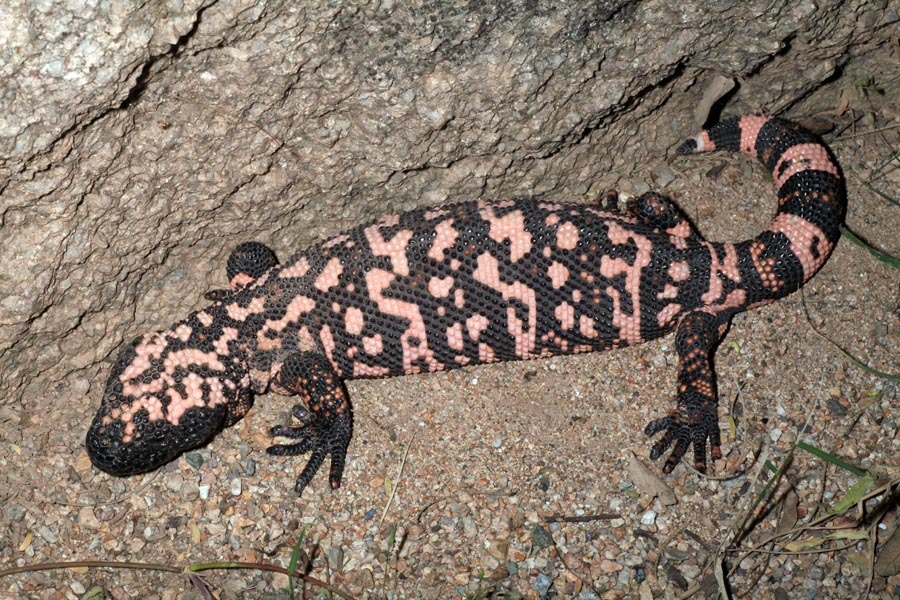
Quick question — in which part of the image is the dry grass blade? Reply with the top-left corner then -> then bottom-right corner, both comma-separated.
378,429 -> 417,530
0,558 -> 355,599
801,290 -> 899,382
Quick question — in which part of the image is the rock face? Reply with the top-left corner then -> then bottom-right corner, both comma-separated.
0,0 -> 895,415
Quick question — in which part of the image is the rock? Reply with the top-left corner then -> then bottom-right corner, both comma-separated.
0,1 -> 892,416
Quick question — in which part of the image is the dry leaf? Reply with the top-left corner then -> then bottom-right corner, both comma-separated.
875,525 -> 900,576
627,452 -> 677,506
775,488 -> 799,535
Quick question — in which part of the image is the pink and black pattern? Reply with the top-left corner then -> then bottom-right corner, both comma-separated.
86,116 -> 846,493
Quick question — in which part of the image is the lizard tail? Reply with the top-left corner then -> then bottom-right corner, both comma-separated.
676,115 -> 847,303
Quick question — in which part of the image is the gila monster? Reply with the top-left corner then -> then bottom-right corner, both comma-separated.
86,115 -> 846,494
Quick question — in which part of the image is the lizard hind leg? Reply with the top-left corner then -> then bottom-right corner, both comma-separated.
266,352 -> 353,494
628,191 -> 703,243
225,241 -> 279,290
645,310 -> 727,473
205,241 -> 279,301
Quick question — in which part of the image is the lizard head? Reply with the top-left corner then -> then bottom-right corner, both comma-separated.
86,311 -> 251,477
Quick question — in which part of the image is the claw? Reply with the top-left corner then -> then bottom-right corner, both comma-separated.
645,393 -> 721,474
267,413 -> 351,494
264,352 -> 353,494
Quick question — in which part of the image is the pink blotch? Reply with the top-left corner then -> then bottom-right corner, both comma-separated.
578,315 -> 597,338
667,221 -> 693,240
365,223 -> 413,276
365,268 -> 442,373
556,222 -> 579,250
466,314 -> 489,341
547,261 -> 569,289
446,322 -> 464,351
428,276 -> 454,298
768,213 -> 833,281
606,222 -> 631,245
345,306 -> 365,336
314,257 -> 344,292
599,224 -> 653,344
280,257 -> 310,279
657,284 -> 679,300
657,303 -> 682,328
363,334 -> 384,355
738,115 -> 769,156
482,206 -> 532,262
174,324 -> 192,342
555,302 -> 575,330
428,219 -> 459,261
668,261 -> 690,282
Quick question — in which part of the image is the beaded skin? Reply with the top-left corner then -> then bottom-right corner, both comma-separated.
86,116 -> 846,493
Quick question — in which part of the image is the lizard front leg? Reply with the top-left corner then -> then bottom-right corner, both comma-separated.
266,352 -> 353,494
645,310 -> 727,473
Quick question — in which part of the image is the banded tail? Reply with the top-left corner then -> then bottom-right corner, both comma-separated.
677,115 -> 846,303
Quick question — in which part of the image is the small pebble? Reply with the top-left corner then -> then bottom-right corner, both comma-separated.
462,517 -> 477,537
165,473 -> 184,492
682,564 -> 701,579
240,457 -> 256,476
79,506 -> 101,529
198,484 -> 211,500
600,559 -> 623,573
634,566 -> 647,583
640,510 -> 656,525
229,478 -> 242,496
533,572 -> 553,597
531,525 -> 553,548
38,526 -> 58,544
184,453 -> 204,469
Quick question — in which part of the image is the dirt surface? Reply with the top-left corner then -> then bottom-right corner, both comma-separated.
1,2 -> 899,599
4,70 -> 899,600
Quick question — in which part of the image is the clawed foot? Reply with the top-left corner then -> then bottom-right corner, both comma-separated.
267,403 -> 352,494
644,392 -> 722,473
